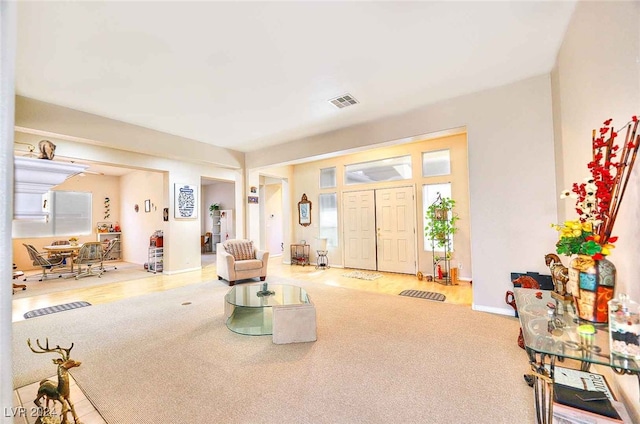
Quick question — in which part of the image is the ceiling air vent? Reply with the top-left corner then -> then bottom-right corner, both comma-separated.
329,93 -> 359,109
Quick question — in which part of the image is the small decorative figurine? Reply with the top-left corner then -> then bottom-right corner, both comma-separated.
27,339 -> 82,424
545,253 -> 571,302
38,140 -> 56,160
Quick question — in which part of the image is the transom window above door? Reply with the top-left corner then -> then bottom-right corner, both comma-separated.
422,149 -> 451,177
319,167 -> 336,189
345,155 -> 412,185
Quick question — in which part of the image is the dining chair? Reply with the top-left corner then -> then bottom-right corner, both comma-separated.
100,238 -> 119,272
74,242 -> 104,279
49,239 -> 73,264
205,232 -> 212,252
22,243 -> 67,281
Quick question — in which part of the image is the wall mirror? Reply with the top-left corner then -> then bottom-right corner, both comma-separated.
298,193 -> 311,226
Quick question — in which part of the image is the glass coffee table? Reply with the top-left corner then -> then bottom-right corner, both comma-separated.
224,283 -> 311,335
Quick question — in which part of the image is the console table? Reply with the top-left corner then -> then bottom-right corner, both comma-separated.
514,288 -> 639,424
224,283 -> 311,336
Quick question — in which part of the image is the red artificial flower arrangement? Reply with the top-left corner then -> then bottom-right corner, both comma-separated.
553,116 -> 639,260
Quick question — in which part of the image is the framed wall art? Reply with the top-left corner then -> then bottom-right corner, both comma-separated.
174,184 -> 198,219
298,193 -> 311,226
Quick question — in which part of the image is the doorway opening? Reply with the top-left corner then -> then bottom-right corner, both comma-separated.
342,185 -> 417,274
201,178 -> 235,268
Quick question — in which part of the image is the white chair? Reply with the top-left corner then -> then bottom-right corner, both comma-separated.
216,240 -> 269,286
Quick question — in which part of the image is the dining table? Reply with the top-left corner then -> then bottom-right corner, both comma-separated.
42,244 -> 83,272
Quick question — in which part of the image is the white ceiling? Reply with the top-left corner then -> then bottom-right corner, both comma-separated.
15,1 -> 576,154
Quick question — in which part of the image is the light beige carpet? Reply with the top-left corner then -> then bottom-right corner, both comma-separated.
13,277 -> 534,423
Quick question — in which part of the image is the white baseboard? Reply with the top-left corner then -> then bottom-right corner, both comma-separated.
163,266 -> 201,275
472,303 -> 516,317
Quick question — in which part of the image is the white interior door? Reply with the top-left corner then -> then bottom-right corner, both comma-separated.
342,190 -> 377,270
375,186 -> 416,274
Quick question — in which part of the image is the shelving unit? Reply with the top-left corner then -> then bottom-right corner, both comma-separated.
148,247 -> 163,273
211,209 -> 222,246
211,209 -> 233,247
97,232 -> 121,260
432,243 -> 452,285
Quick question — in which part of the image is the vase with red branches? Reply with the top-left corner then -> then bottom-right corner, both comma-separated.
552,116 -> 639,323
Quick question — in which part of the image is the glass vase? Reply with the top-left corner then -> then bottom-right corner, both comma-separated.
608,294 -> 640,359
568,254 -> 616,323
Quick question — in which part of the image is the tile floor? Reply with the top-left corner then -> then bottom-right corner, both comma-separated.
12,374 -> 105,424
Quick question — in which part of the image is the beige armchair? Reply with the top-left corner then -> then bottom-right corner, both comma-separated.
216,239 -> 269,286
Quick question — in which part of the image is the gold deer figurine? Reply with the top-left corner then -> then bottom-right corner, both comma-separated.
27,338 -> 82,424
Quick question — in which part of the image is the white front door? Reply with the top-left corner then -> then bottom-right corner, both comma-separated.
342,186 -> 417,274
342,190 -> 377,270
375,186 -> 416,274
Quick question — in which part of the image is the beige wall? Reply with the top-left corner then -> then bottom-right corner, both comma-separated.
552,0 -> 640,417
248,74 -> 559,315
120,170 -> 165,266
285,133 -> 471,277
12,173 -> 121,271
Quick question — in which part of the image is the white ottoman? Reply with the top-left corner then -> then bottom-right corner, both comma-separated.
272,300 -> 317,344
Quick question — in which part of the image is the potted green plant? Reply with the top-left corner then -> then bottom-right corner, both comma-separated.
425,197 -> 459,250
209,203 -> 220,217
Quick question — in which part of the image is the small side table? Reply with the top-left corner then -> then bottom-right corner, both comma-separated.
291,244 -> 310,266
316,250 -> 330,270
